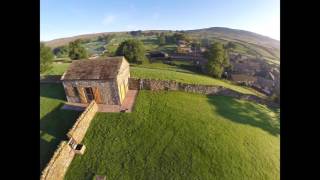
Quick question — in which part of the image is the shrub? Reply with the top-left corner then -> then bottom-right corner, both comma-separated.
115,39 -> 146,63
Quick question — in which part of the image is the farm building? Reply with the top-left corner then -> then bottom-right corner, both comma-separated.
149,51 -> 169,58
230,74 -> 257,85
61,56 -> 130,105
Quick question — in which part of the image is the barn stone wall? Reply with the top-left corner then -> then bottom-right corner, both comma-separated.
116,59 -> 130,104
40,141 -> 75,180
129,78 -> 278,107
62,80 -> 120,105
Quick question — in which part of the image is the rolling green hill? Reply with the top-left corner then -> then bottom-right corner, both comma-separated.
44,27 -> 279,63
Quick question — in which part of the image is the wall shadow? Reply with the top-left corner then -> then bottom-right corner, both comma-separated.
40,103 -> 81,173
40,84 -> 66,101
207,95 -> 280,136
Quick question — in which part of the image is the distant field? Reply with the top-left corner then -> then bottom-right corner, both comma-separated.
40,84 -> 81,173
65,90 -> 279,180
43,62 -> 71,75
84,41 -> 107,54
45,27 -> 280,67
131,60 -> 197,74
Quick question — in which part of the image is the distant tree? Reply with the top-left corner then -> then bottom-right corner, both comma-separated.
40,43 -> 54,73
165,34 -> 175,44
158,33 -> 166,46
98,34 -> 116,43
205,42 -> 230,78
200,38 -> 210,47
81,38 -> 91,43
226,41 -> 236,49
190,42 -> 201,54
68,39 -> 88,60
53,45 -> 69,58
97,36 -> 104,42
191,41 -> 200,49
173,32 -> 190,43
115,39 -> 146,63
130,30 -> 142,36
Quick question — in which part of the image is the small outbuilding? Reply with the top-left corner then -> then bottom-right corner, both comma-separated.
230,74 -> 257,86
61,56 -> 130,105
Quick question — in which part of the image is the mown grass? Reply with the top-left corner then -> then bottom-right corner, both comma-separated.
65,91 -> 279,180
40,84 -> 81,173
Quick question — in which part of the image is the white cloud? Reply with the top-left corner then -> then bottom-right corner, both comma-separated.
102,15 -> 115,25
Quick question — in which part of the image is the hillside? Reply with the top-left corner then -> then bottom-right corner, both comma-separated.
187,27 -> 279,50
44,27 -> 279,60
44,31 -> 128,48
43,27 -> 279,96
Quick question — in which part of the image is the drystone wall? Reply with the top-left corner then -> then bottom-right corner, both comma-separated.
41,101 -> 98,180
129,78 -> 278,107
40,141 -> 75,180
67,101 -> 98,143
40,75 -> 62,83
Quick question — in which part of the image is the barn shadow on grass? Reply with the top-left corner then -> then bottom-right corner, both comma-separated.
207,95 -> 280,136
40,84 -> 66,101
40,103 -> 81,173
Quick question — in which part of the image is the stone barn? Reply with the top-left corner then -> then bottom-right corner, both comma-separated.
61,56 -> 130,105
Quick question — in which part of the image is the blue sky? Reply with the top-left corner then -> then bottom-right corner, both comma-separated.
40,0 -> 280,41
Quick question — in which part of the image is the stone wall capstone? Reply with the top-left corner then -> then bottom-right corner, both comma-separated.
40,141 -> 75,180
67,101 -> 98,143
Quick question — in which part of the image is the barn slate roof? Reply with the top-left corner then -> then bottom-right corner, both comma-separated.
61,56 -> 126,80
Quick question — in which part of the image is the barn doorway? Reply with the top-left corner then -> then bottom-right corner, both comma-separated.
84,87 -> 94,102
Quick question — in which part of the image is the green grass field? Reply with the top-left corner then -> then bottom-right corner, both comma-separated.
40,84 -> 81,173
43,62 -> 71,75
131,60 -> 196,74
65,90 -> 280,180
